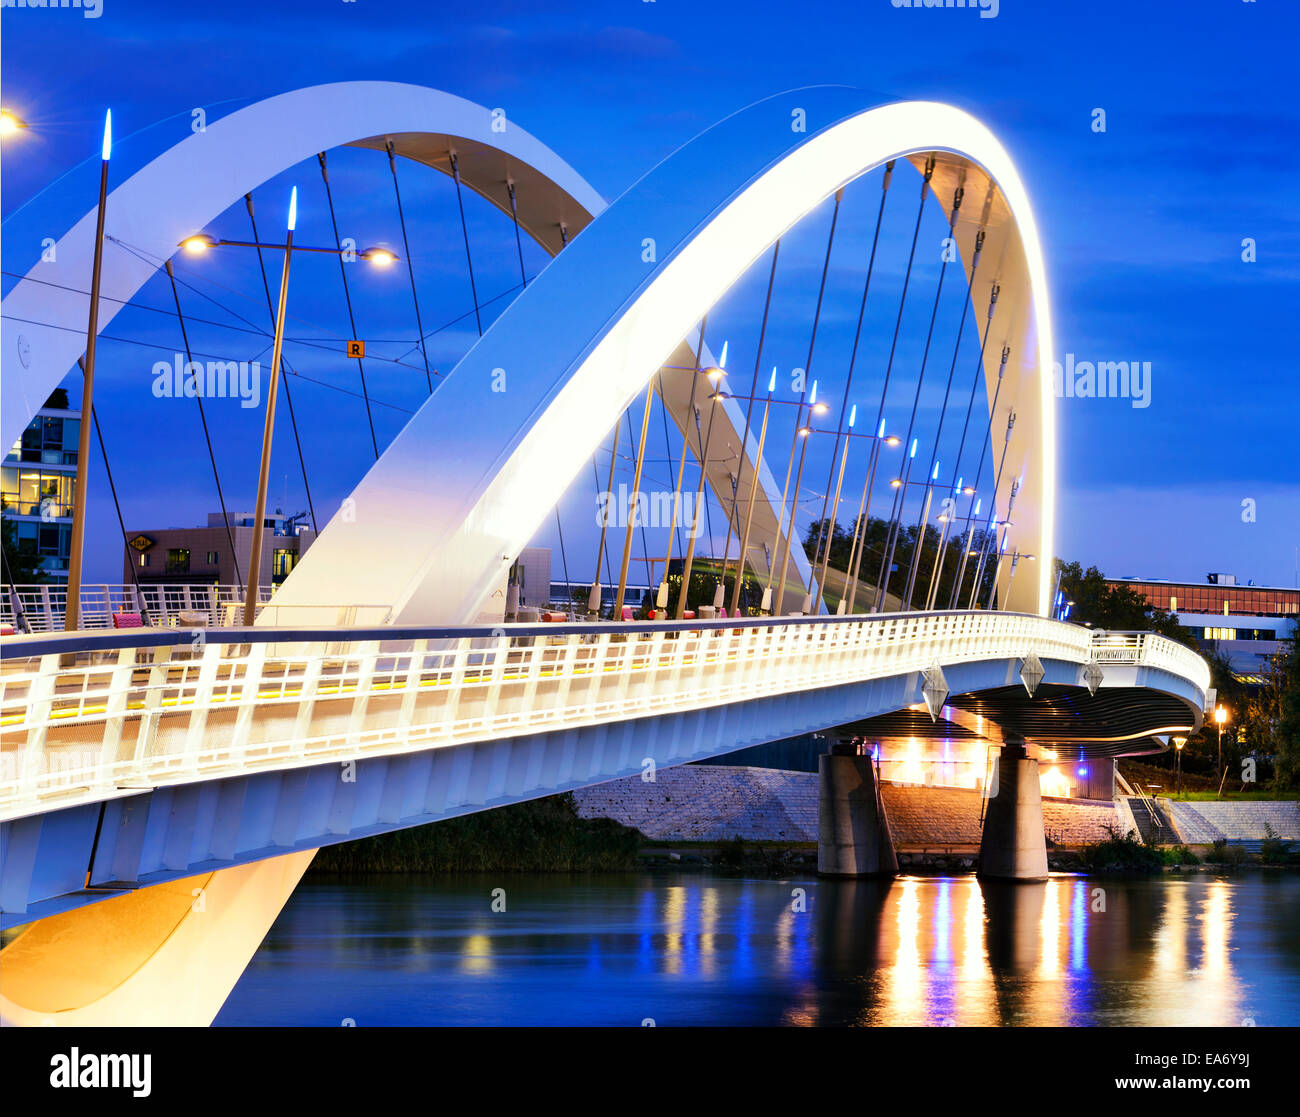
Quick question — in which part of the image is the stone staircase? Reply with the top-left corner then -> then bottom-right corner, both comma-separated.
1171,801 -> 1300,841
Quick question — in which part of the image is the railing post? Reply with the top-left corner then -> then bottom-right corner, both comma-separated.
98,645 -> 139,780
20,653 -> 61,790
400,638 -> 428,729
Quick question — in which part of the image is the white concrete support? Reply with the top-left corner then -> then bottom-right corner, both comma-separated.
817,751 -> 898,877
977,742 -> 1049,881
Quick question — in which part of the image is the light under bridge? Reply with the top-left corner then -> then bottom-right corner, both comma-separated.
0,81 -> 1210,1025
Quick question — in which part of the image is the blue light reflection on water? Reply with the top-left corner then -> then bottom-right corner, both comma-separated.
216,872 -> 1300,1027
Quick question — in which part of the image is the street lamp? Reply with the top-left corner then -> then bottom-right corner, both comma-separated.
64,110 -> 113,632
180,194 -> 398,624
1214,704 -> 1229,793
0,109 -> 29,137
1172,736 -> 1186,797
772,381 -> 827,615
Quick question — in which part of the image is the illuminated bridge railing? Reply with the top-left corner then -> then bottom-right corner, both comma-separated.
0,612 -> 1202,821
1,583 -> 277,632
1089,632 -> 1211,693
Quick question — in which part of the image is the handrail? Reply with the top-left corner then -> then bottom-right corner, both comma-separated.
0,611 -> 1210,824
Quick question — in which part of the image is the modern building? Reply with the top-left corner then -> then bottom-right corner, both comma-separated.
1,387 -> 79,583
123,511 -> 316,588
1107,574 -> 1299,676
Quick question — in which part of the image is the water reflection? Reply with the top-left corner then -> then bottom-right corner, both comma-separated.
217,872 -> 1300,1027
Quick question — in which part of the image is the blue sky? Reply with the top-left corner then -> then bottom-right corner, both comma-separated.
2,0 -> 1297,588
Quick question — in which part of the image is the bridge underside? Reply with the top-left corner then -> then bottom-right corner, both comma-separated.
0,654 -> 1197,931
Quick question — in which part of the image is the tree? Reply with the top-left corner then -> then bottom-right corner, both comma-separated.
1,516 -> 47,585
1054,560 -> 1190,643
1272,632 -> 1300,789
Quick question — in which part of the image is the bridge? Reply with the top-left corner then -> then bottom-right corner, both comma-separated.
0,82 -> 1209,1025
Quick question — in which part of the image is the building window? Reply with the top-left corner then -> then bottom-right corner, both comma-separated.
138,553 -> 150,568
166,548 -> 190,574
272,548 -> 297,581
1204,626 -> 1235,641
206,551 -> 219,565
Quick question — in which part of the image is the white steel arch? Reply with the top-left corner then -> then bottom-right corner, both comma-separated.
272,92 -> 1056,623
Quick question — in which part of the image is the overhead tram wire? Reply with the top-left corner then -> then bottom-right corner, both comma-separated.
384,139 -> 434,392
809,163 -> 895,606
245,194 -> 318,534
318,151 -> 379,458
773,187 -> 845,616
163,259 -> 245,593
48,241 -> 440,378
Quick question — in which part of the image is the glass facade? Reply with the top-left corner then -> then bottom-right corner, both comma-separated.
1,391 -> 79,582
1110,579 -> 1300,618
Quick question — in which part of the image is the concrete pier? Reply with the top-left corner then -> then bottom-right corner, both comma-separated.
817,750 -> 898,877
977,742 -> 1049,881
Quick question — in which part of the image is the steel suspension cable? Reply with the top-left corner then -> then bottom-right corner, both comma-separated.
385,140 -> 434,392
317,152 -> 380,458
948,339 -> 1010,609
718,240 -> 780,611
246,194 -> 318,534
656,319 -> 707,611
449,152 -> 484,336
77,356 -> 151,624
163,259 -> 244,593
773,189 -> 844,615
873,158 -> 957,611
809,163 -> 894,597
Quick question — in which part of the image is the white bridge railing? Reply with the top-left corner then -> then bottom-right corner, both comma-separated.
2,583 -> 274,631
0,612 -> 1209,821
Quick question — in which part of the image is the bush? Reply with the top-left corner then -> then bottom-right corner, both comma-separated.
715,835 -> 747,867
1209,839 -> 1249,866
1161,845 -> 1199,866
1080,826 -> 1164,872
1260,822 -> 1294,865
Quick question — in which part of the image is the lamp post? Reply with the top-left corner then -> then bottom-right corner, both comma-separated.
729,368 -> 777,616
1173,737 -> 1186,797
0,109 -> 29,137
180,198 -> 397,625
1214,705 -> 1228,792
675,368 -> 725,620
64,110 -> 112,632
842,422 -> 902,615
873,436 -> 919,612
773,381 -> 827,615
811,403 -> 856,612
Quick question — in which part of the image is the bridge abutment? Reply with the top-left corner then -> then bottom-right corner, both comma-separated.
817,746 -> 897,877
977,742 -> 1049,882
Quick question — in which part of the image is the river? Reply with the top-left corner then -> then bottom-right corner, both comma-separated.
216,871 -> 1300,1027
